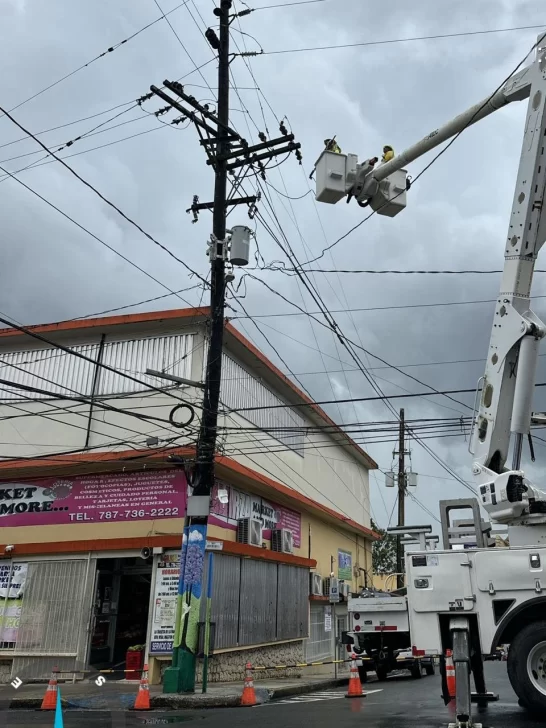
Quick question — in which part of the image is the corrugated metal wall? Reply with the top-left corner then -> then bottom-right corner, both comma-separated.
0,334 -> 194,400
0,345 -> 98,399
200,553 -> 241,649
98,335 -> 194,395
200,555 -> 309,649
276,564 -> 309,639
221,353 -> 305,452
238,559 -> 278,645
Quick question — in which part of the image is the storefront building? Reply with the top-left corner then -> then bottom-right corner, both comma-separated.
0,308 -> 377,683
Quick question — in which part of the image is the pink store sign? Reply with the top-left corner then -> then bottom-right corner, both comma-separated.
0,470 -> 187,527
210,482 -> 302,547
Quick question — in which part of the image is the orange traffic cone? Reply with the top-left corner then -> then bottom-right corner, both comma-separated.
240,662 -> 257,707
345,653 -> 364,698
134,664 -> 151,710
40,669 -> 59,710
446,650 -> 456,700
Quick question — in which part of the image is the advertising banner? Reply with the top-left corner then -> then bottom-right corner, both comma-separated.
211,482 -> 301,547
0,563 -> 27,644
0,470 -> 187,527
149,552 -> 180,655
338,549 -> 353,580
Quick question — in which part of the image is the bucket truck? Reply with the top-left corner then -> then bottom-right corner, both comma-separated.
315,33 -> 546,727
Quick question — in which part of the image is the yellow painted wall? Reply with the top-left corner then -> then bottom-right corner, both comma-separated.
1,512 -> 372,593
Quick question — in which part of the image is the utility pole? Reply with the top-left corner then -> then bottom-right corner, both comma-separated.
152,0 -> 301,695
396,408 -> 405,589
163,0 -> 231,694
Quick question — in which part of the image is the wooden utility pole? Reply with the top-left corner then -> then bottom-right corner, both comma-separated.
152,0 -> 301,695
396,408 -> 405,589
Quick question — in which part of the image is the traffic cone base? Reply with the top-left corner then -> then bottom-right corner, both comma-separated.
134,664 -> 151,710
345,654 -> 365,698
40,670 -> 59,710
241,662 -> 257,707
445,649 -> 456,700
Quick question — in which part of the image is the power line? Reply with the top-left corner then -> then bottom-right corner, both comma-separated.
271,268 -> 546,275
231,293 -> 546,317
0,312 -> 200,410
3,0 -> 192,115
262,24 -> 546,55
243,270 -> 473,411
0,162 -> 204,311
0,124 -> 166,182
0,105 -> 209,288
0,101 -> 138,152
297,33 -> 544,266
252,0 -> 327,9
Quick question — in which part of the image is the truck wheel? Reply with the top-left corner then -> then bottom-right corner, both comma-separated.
425,661 -> 435,676
507,620 -> 546,713
410,663 -> 423,679
376,667 -> 388,681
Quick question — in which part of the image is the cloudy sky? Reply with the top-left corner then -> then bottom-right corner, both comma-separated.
0,0 -> 545,530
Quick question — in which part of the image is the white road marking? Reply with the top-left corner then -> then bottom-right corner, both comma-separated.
271,688 -> 383,705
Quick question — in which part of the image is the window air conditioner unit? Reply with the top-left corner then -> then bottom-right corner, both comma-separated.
271,528 -> 294,554
323,577 -> 333,597
340,582 -> 350,598
237,518 -> 262,547
310,572 -> 323,596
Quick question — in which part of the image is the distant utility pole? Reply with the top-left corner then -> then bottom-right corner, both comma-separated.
151,0 -> 301,694
396,408 -> 406,589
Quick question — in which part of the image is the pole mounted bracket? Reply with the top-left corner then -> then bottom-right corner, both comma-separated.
207,233 -> 229,262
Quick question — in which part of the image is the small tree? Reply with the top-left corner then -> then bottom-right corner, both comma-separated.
371,519 -> 398,575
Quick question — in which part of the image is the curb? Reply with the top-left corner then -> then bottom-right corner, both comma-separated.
268,677 -> 348,700
4,678 -> 350,711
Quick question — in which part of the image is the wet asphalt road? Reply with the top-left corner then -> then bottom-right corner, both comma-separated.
4,662 -> 544,728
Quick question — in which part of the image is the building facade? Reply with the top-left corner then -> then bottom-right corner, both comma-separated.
0,308 -> 377,684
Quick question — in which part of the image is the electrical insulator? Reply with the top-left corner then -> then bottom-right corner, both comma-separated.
205,27 -> 220,50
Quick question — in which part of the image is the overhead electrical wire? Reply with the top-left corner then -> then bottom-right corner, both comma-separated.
268,267 -> 546,275
243,268 -> 473,412
0,105 -> 210,287
297,32 -> 545,266
2,0 -> 192,115
262,24 -> 546,55
0,312 -> 200,410
0,162 -> 205,312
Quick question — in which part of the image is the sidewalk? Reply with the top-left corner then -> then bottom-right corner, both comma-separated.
2,675 -> 349,710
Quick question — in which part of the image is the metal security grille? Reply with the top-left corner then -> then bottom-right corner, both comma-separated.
0,334 -> 194,400
305,604 -> 333,662
220,352 -> 305,453
276,564 -> 309,640
199,555 -> 309,648
11,558 -> 96,680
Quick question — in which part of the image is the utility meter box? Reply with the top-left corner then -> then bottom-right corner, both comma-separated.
370,168 -> 408,217
315,150 -> 349,203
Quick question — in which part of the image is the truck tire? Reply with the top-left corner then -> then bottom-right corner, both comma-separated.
507,620 -> 546,713
425,661 -> 435,676
376,667 -> 388,681
410,663 -> 423,679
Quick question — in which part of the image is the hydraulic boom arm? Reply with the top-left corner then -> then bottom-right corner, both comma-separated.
316,35 -> 546,527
